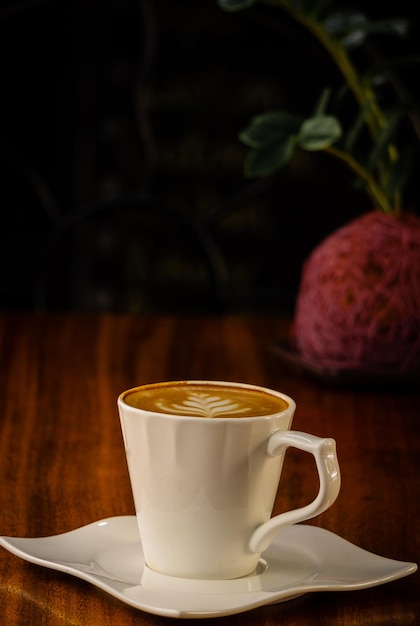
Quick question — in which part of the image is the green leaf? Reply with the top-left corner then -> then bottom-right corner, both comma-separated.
239,111 -> 303,148
356,18 -> 409,38
297,115 -> 342,151
218,0 -> 255,12
244,136 -> 296,178
323,11 -> 368,47
323,12 -> 409,48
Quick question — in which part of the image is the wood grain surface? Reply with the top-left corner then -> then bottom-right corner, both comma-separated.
0,312 -> 418,624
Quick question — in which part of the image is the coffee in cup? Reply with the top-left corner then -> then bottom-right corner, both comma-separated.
123,381 -> 289,418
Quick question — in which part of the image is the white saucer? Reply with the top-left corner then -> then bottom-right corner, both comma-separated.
0,516 -> 416,619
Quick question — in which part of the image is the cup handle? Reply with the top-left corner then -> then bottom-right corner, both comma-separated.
249,431 -> 341,554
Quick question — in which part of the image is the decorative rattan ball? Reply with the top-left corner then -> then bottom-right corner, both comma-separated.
292,211 -> 420,373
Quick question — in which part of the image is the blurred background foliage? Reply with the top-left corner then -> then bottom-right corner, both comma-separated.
1,0 -> 419,313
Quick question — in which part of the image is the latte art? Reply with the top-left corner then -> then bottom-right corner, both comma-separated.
155,392 -> 250,418
124,382 -> 289,418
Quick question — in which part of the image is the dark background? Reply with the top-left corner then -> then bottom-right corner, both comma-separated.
1,0 -> 418,313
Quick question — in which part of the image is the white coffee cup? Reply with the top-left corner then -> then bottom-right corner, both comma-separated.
118,380 -> 340,580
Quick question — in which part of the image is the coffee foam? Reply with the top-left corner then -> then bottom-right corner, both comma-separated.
124,383 -> 288,418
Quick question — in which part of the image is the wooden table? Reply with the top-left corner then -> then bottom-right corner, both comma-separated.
0,312 -> 418,624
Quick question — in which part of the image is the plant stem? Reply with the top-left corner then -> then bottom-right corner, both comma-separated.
324,145 -> 395,214
272,0 -> 400,211
274,0 -> 383,136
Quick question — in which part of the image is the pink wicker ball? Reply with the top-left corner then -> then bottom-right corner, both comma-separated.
292,210 -> 420,373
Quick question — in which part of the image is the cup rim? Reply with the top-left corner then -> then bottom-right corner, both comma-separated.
118,380 -> 295,420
